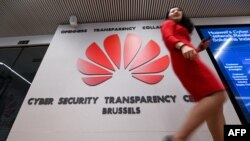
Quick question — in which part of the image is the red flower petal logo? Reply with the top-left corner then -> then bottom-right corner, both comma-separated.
77,34 -> 170,86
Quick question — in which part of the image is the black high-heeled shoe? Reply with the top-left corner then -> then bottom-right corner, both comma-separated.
163,135 -> 174,141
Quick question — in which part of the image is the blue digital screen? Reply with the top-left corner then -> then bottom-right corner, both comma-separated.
196,25 -> 250,124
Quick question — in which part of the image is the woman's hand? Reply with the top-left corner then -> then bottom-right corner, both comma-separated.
181,46 -> 197,60
197,39 -> 210,52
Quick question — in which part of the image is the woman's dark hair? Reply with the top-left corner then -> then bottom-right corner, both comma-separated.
166,8 -> 194,33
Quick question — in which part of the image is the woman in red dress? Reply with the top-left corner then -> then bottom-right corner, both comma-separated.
161,7 -> 227,141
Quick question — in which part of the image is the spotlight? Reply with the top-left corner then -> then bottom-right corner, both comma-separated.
69,15 -> 78,28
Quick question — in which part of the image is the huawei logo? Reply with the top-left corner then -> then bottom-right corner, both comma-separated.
77,33 -> 170,86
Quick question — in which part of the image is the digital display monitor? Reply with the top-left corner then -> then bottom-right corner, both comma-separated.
195,25 -> 250,124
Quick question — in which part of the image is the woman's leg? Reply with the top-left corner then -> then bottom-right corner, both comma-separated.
206,92 -> 227,141
173,91 -> 227,141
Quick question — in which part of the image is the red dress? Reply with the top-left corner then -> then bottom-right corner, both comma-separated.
161,20 -> 224,101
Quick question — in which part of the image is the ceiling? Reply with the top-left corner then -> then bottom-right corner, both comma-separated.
1,0 -> 250,38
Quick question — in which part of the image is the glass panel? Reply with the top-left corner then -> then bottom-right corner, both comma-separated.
0,45 -> 48,141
